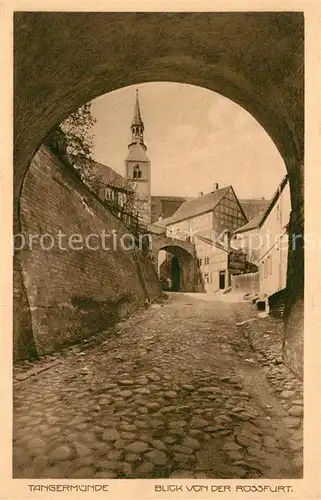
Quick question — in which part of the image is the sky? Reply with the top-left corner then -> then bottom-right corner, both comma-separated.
91,82 -> 286,200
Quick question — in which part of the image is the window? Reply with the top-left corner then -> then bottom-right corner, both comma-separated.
133,164 -> 142,179
204,257 -> 210,265
105,187 -> 112,200
203,272 -> 211,284
197,258 -> 203,267
196,273 -> 202,284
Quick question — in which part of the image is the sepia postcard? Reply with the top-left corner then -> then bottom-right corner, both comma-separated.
1,1 -> 321,499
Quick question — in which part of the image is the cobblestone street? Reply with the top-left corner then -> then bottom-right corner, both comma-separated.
13,293 -> 303,479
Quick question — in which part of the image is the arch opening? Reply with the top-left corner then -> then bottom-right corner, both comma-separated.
13,11 -> 304,377
14,10 -> 304,197
157,245 -> 195,293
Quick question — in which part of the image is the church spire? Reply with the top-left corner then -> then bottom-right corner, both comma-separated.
129,89 -> 147,150
132,89 -> 143,127
125,89 -> 151,226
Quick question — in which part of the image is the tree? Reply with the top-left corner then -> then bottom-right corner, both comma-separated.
52,103 -> 146,230
56,102 -> 102,189
59,102 -> 97,161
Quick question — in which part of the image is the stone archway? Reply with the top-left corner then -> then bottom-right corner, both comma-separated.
157,245 -> 195,293
13,12 -> 304,376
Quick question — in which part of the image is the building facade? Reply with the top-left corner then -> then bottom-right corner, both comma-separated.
163,185 -> 248,292
258,176 -> 290,296
193,236 -> 229,292
231,213 -> 265,265
232,175 -> 290,299
151,196 -> 270,226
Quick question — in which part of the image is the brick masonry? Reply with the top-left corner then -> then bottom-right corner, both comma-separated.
283,297 -> 304,380
17,145 -> 160,357
283,169 -> 304,380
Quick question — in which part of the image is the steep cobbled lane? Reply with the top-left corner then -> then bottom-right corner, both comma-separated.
13,293 -> 303,479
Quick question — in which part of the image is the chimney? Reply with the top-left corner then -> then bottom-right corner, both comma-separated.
213,183 -> 219,191
198,191 -> 204,197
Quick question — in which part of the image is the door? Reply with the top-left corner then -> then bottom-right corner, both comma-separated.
219,270 -> 225,290
171,256 -> 181,291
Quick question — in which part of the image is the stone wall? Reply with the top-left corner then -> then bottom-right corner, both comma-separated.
285,282 -> 303,382
17,145 -> 160,357
283,166 -> 304,380
283,296 -> 304,380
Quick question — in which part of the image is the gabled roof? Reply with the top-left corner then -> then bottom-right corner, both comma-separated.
151,195 -> 193,202
234,175 -> 289,234
259,174 -> 289,227
67,155 -> 128,190
239,198 -> 270,220
164,186 -> 231,225
233,212 -> 265,234
126,143 -> 150,162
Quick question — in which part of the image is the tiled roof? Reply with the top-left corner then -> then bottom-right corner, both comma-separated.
68,156 -> 128,189
126,143 -> 150,162
164,186 -> 231,225
239,199 -> 270,220
151,195 -> 193,202
151,195 -> 193,222
259,175 -> 289,226
94,162 -> 128,189
234,175 -> 289,234
233,212 -> 265,234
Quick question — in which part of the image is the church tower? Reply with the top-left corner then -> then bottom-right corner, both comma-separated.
125,90 -> 151,226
